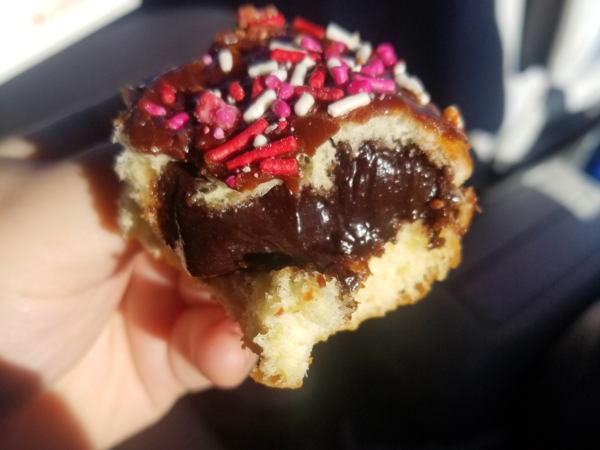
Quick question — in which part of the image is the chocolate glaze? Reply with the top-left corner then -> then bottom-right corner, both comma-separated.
156,140 -> 460,290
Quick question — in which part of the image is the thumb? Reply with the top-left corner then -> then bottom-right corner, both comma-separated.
169,305 -> 257,390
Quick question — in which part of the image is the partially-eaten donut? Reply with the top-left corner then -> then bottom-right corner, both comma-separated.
114,5 -> 477,388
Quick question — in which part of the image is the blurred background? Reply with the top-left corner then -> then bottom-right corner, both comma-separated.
2,0 -> 600,448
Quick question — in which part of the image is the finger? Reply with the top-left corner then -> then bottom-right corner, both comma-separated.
178,272 -> 217,305
169,306 -> 257,390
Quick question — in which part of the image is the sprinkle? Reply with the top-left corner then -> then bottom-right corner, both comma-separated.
292,16 -> 325,39
278,83 -> 294,100
213,127 -> 224,139
271,99 -> 291,118
226,95 -> 236,105
331,41 -> 346,54
218,48 -> 233,73
353,74 -> 395,93
290,63 -> 308,87
243,89 -> 277,122
158,82 -> 176,104
248,60 -> 279,78
326,22 -> 360,51
168,112 -> 190,130
270,69 -> 288,82
300,56 -> 316,69
376,42 -> 398,67
393,60 -> 407,76
229,83 -> 245,101
356,42 -> 372,64
139,99 -> 166,116
269,40 -> 306,53
341,56 -> 357,70
265,74 -> 283,89
395,72 -> 425,96
251,76 -> 265,99
265,123 -> 278,133
308,66 -> 326,88
346,80 -> 372,95
326,57 -> 342,70
205,119 -> 268,162
418,92 -> 431,105
331,66 -> 349,86
242,166 -> 252,172
203,126 -> 210,134
294,92 -> 315,116
225,176 -> 237,188
294,86 -> 344,102
208,89 -> 221,98
260,158 -> 298,175
361,58 -> 384,77
301,35 -> 322,53
352,64 -> 362,73
202,53 -> 213,65
214,106 -> 239,128
271,48 -> 306,64
226,136 -> 298,170
327,92 -> 371,117
278,120 -> 288,130
253,134 -> 268,147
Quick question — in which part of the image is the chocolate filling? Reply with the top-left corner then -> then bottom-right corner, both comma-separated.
156,140 -> 460,291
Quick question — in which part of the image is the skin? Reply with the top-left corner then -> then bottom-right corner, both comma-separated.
0,137 -> 257,449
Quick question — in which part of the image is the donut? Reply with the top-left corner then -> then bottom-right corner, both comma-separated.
114,5 -> 477,388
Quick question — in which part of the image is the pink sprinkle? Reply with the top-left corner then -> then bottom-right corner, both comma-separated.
376,42 -> 397,67
331,66 -> 349,86
346,80 -> 373,94
203,126 -> 210,134
139,99 -> 166,116
361,58 -> 385,77
301,35 -> 322,53
213,127 -> 224,139
278,83 -> 294,100
264,74 -> 282,90
324,49 -> 339,60
225,176 -> 237,188
202,53 -> 213,65
332,41 -> 345,53
271,99 -> 291,118
168,112 -> 190,130
214,105 -> 239,128
353,74 -> 396,93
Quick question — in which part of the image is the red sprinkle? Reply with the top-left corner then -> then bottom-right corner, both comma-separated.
251,76 -> 265,99
158,82 -> 176,104
260,158 -> 298,175
271,48 -> 306,64
294,86 -> 344,102
229,83 -> 245,101
205,119 -> 269,162
226,136 -> 298,170
278,120 -> 288,130
292,16 -> 325,39
254,12 -> 285,28
308,66 -> 326,88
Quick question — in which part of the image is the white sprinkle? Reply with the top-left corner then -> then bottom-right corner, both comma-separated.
265,123 -> 278,133
326,57 -> 342,70
248,60 -> 279,78
269,40 -> 306,53
300,56 -> 316,69
290,63 -> 308,87
218,48 -> 233,73
243,89 -> 277,123
207,89 -> 221,98
341,56 -> 357,70
294,93 -> 315,116
270,68 -> 288,82
226,95 -> 235,105
393,61 -> 407,76
352,64 -> 362,73
395,72 -> 423,94
418,92 -> 431,105
356,42 -> 372,64
242,165 -> 251,173
254,173 -> 258,178
327,93 -> 370,117
285,62 -> 292,69
253,134 -> 268,147
326,22 -> 360,51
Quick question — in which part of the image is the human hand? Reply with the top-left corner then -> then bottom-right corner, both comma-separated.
0,131 -> 257,449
